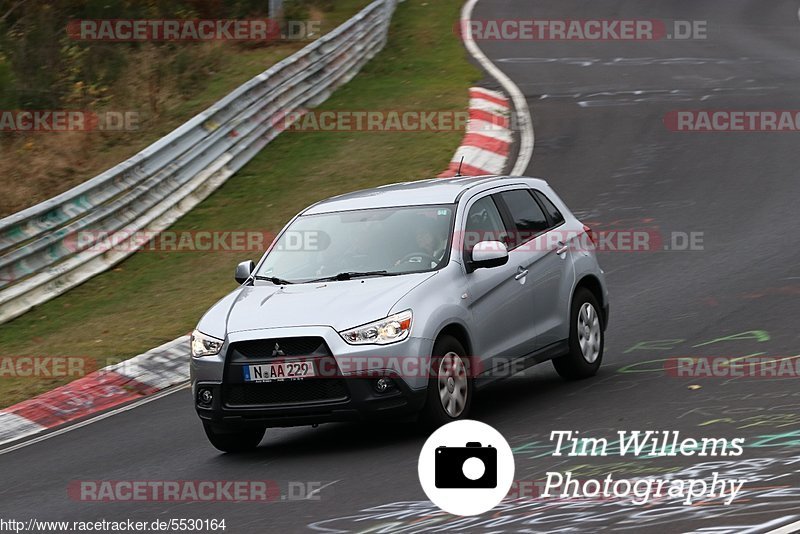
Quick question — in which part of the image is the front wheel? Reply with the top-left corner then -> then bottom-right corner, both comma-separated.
203,422 -> 265,453
419,335 -> 474,428
552,288 -> 604,380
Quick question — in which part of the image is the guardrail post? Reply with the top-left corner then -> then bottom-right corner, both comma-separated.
269,0 -> 283,22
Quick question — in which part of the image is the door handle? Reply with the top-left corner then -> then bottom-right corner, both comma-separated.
514,267 -> 529,280
555,241 -> 569,255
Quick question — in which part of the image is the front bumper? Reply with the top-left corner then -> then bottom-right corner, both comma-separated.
191,326 -> 432,428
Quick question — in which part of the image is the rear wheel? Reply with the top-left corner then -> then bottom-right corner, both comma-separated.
202,422 -> 265,453
419,335 -> 473,428
553,288 -> 604,380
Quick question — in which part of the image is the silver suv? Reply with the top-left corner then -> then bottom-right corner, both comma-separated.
190,176 -> 609,452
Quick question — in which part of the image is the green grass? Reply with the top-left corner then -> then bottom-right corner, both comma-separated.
0,0 -> 479,408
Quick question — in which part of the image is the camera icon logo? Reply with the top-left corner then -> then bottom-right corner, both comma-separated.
435,442 -> 497,488
418,420 -> 515,516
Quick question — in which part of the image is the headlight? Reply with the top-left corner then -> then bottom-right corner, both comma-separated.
339,310 -> 412,345
191,330 -> 223,357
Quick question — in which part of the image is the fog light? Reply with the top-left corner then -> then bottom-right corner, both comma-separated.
198,388 -> 213,406
374,377 -> 395,393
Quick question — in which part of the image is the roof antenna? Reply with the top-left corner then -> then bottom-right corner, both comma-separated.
455,156 -> 464,177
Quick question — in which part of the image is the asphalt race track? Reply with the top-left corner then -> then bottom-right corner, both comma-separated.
3,1 -> 800,532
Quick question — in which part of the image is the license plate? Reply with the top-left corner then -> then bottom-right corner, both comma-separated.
243,361 -> 315,382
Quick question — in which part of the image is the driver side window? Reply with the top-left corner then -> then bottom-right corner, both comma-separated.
464,196 -> 507,260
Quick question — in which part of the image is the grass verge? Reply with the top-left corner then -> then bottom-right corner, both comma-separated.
0,0 -> 479,408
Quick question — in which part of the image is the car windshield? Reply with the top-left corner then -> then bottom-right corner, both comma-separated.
255,204 -> 455,283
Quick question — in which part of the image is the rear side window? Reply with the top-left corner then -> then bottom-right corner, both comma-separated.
498,190 -> 549,246
464,196 -> 507,258
534,190 -> 565,227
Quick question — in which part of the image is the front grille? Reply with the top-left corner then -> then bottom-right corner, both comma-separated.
225,380 -> 349,407
231,337 -> 327,359
223,337 -> 348,407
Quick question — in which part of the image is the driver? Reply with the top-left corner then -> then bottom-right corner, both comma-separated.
395,224 -> 446,268
416,227 -> 445,261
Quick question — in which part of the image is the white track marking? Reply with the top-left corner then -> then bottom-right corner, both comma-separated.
468,3 -> 797,534
462,0 -> 535,175
0,382 -> 188,456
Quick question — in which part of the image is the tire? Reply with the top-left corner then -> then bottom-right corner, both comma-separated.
552,287 -> 604,380
419,335 -> 474,428
202,421 -> 266,453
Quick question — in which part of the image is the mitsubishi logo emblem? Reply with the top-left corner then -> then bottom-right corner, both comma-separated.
272,343 -> 285,357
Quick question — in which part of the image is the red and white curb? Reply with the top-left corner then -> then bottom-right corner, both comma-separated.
0,336 -> 189,446
440,87 -> 513,177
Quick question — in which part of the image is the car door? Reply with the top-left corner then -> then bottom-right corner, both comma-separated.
494,188 -> 575,351
461,193 -> 538,372
530,189 -> 577,348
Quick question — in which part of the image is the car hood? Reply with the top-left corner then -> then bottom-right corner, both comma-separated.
205,273 -> 436,335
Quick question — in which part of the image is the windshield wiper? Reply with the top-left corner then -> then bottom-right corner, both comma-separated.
253,275 -> 295,285
307,270 -> 392,283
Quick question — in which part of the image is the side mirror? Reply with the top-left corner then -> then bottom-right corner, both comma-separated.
235,260 -> 255,284
468,241 -> 509,271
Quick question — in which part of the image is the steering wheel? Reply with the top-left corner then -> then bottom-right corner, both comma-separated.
396,252 -> 437,269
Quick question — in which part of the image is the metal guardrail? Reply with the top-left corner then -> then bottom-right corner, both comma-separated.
0,0 -> 397,324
